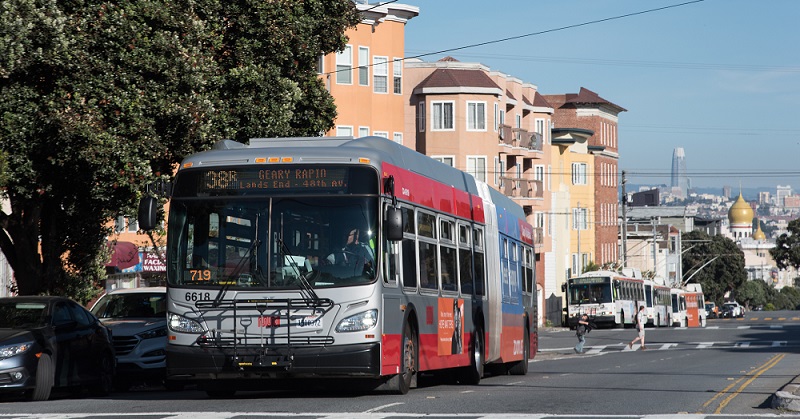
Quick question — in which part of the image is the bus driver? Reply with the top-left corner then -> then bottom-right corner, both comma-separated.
326,228 -> 375,273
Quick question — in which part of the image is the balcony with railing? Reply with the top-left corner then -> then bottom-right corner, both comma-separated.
499,177 -> 544,200
498,125 -> 544,155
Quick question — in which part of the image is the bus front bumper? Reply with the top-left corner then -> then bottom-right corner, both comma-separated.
166,342 -> 381,381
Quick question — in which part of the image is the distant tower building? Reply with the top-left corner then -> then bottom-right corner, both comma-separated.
722,186 -> 731,199
671,147 -> 689,198
776,185 -> 792,207
759,191 -> 771,205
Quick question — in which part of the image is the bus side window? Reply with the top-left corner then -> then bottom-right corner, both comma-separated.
473,228 -> 486,296
400,207 -> 417,289
401,238 -> 417,288
458,223 -> 473,295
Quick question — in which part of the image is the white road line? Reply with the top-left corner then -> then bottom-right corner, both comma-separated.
364,403 -> 404,413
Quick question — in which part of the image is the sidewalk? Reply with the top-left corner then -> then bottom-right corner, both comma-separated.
773,375 -> 800,411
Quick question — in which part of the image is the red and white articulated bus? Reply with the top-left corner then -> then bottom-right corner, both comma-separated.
138,136 -> 537,397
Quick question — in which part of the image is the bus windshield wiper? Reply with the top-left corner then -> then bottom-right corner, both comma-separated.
277,239 -> 320,305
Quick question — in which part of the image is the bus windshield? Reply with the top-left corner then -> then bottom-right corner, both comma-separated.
166,196 -> 378,289
568,278 -> 612,304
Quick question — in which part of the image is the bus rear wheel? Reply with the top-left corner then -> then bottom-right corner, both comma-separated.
508,327 -> 529,376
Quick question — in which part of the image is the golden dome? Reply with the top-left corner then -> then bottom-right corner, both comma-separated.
753,220 -> 766,240
728,193 -> 753,225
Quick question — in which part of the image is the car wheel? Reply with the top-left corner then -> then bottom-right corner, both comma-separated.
28,353 -> 54,401
88,352 -> 114,396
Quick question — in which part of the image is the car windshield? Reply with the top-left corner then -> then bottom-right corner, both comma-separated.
91,293 -> 167,319
0,302 -> 48,328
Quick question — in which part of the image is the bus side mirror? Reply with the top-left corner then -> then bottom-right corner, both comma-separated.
385,206 -> 403,241
138,196 -> 159,231
561,283 -> 566,292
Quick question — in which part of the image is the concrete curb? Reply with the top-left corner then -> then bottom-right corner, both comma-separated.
773,381 -> 800,411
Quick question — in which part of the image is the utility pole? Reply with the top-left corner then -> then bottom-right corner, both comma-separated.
652,216 -> 658,279
621,170 -> 628,267
577,201 -> 582,275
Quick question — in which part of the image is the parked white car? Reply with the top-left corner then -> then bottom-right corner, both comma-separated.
721,301 -> 744,318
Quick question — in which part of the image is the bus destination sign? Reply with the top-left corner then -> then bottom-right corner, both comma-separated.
202,168 -> 348,192
571,277 -> 609,285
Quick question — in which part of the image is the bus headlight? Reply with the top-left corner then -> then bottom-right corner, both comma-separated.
168,313 -> 205,334
335,309 -> 378,333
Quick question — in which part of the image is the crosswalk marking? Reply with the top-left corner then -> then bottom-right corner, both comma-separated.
539,339 -> 800,356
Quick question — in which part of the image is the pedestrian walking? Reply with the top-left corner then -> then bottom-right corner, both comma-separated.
574,314 -> 590,354
628,305 -> 647,350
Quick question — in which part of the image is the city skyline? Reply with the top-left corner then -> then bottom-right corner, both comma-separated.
403,0 -> 800,191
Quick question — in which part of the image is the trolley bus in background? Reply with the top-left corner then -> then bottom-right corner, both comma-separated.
564,270 -> 643,329
670,288 -> 687,327
643,279 -> 672,327
683,284 -> 707,327
138,136 -> 537,397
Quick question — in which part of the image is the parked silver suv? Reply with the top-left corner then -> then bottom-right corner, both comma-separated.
90,287 -> 178,390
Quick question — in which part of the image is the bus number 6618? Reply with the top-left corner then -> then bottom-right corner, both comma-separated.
185,292 -> 211,302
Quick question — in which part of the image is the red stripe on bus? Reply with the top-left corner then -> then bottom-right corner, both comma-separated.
382,163 -> 484,223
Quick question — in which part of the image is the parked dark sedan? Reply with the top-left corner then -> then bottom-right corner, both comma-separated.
0,296 -> 115,401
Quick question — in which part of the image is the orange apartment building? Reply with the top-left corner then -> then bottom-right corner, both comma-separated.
544,88 -> 625,269
402,57 -> 553,326
322,2 -> 419,142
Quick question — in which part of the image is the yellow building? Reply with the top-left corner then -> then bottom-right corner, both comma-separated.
551,128 -> 595,279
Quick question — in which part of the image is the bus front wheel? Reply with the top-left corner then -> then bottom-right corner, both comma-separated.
394,322 -> 417,394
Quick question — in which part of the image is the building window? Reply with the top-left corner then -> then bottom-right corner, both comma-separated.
373,56 -> 388,93
336,45 -> 352,85
494,157 -> 501,186
418,102 -> 425,132
316,54 -> 324,74
494,103 -> 499,132
393,132 -> 403,144
534,165 -> 544,182
572,207 -> 588,230
572,162 -> 587,185
358,126 -> 370,138
432,101 -> 454,131
467,156 -> 486,182
393,57 -> 402,94
336,126 -> 353,137
115,216 -> 125,233
535,212 -> 545,230
466,101 -> 486,131
358,47 -> 369,86
127,217 -> 138,232
373,131 -> 389,139
433,156 -> 454,167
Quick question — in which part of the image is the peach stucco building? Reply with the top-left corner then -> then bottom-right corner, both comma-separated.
403,57 -> 554,326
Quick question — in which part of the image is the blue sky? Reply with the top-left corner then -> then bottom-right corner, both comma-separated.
402,0 -> 800,192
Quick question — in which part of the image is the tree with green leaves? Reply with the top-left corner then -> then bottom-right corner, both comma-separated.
736,280 -> 769,309
771,218 -> 800,272
0,0 -> 359,298
681,230 -> 747,304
